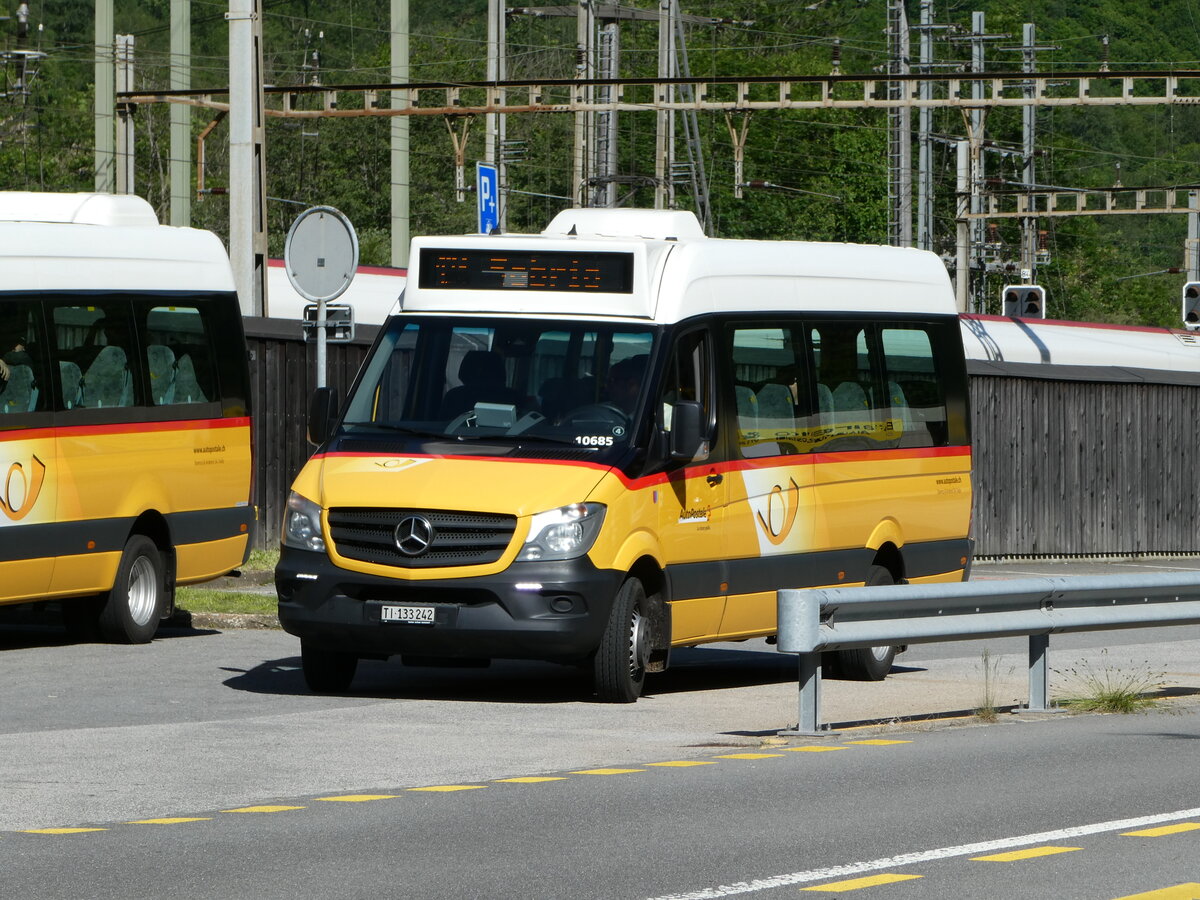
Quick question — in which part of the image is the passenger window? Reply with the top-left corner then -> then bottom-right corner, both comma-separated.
51,304 -> 135,409
810,323 -> 890,451
881,327 -> 947,447
729,326 -> 807,459
144,306 -> 216,406
0,299 -> 49,417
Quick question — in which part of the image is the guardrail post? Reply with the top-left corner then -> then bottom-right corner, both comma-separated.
1025,632 -> 1053,711
777,590 -> 828,735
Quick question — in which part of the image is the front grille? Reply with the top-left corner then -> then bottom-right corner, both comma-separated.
328,507 -> 517,569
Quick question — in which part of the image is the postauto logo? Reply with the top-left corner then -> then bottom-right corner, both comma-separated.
2,452 -> 46,521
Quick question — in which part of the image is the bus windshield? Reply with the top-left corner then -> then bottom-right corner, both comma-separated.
339,316 -> 657,459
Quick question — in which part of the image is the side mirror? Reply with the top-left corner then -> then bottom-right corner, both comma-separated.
669,400 -> 706,461
307,387 -> 339,446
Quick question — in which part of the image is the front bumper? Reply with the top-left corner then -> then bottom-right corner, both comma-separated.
275,547 -> 625,663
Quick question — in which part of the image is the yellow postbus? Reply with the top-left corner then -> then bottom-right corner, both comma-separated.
0,192 -> 254,642
277,209 -> 972,701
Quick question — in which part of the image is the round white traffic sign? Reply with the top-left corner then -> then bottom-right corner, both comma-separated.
283,206 -> 359,302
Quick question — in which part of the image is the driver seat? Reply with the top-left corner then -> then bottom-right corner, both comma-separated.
440,350 -> 521,419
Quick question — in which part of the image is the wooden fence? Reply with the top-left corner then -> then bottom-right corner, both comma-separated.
243,321 -> 1200,559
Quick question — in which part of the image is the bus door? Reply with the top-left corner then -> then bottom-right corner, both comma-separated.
0,297 -> 56,602
655,327 -> 728,641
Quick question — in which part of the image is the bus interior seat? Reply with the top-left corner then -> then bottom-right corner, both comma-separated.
817,383 -> 834,414
754,381 -> 793,420
146,344 -> 176,405
172,353 -> 208,404
59,360 -> 83,409
1,364 -> 37,414
734,382 -> 759,427
440,350 -> 519,418
831,381 -> 869,413
79,345 -> 131,408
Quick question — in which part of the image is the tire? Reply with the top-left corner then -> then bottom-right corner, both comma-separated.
593,578 -> 650,703
97,535 -> 166,644
831,565 -> 897,681
302,641 -> 358,693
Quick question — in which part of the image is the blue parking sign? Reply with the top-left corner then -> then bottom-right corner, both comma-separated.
477,162 -> 499,234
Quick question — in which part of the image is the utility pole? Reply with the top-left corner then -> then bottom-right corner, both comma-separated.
1020,23 -> 1038,284
887,0 -> 912,247
170,0 -> 191,226
654,0 -> 676,210
392,0 -> 410,266
94,0 -> 114,192
916,1 -> 933,252
229,0 -> 268,316
572,0 -> 595,207
486,0 -> 507,228
593,17 -> 619,208
114,34 -> 135,194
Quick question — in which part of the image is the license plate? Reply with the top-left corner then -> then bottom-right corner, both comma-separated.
380,605 -> 436,625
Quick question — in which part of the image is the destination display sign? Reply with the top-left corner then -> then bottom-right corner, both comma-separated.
419,248 -> 634,293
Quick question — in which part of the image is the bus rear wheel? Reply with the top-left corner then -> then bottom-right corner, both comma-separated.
98,535 -> 166,644
830,565 -> 897,681
593,577 -> 650,703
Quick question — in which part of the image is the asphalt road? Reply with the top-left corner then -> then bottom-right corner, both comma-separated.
1,557 -> 1199,898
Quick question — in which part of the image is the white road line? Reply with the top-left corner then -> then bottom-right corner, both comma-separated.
644,807 -> 1200,900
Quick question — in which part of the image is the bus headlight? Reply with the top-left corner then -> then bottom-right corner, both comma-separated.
282,492 -> 326,553
518,503 -> 606,561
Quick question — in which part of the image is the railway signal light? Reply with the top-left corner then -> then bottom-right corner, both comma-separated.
1002,284 -> 1046,318
1183,282 -> 1200,331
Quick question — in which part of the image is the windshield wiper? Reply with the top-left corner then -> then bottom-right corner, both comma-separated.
341,422 -> 450,440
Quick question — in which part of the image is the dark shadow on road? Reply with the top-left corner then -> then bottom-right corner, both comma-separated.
220,642 -> 822,703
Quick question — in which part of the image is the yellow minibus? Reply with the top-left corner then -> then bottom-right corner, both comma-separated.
0,192 -> 254,642
277,209 -> 972,700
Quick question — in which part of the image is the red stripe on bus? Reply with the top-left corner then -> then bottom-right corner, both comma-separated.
1,417 -> 250,441
315,443 -> 972,490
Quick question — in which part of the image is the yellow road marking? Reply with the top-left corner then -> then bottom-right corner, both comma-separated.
408,785 -> 488,792
127,818 -> 211,825
22,827 -> 107,834
971,845 -> 1081,862
1113,884 -> 1200,899
570,768 -> 644,775
846,739 -> 913,746
495,777 -> 568,783
782,746 -> 845,753
222,806 -> 306,813
714,753 -> 783,760
315,795 -> 399,802
1123,822 -> 1200,838
646,761 -> 719,768
801,873 -> 923,892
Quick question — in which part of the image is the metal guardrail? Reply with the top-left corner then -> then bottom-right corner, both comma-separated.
776,572 -> 1200,735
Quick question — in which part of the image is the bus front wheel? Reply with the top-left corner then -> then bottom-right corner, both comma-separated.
830,565 -> 897,681
302,642 -> 358,693
98,535 -> 166,644
593,577 -> 650,703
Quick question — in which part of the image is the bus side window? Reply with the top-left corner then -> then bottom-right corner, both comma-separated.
144,306 -> 216,406
810,323 -> 889,450
52,304 -> 135,409
880,326 -> 945,448
728,325 -> 808,458
0,299 -> 48,416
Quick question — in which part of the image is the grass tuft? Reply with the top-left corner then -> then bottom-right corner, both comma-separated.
975,648 -> 1012,721
1054,649 -> 1165,713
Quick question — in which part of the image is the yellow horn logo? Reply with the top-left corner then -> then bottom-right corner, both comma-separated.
756,477 -> 800,546
2,454 -> 47,521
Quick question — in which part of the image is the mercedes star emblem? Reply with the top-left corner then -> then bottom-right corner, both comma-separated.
394,515 -> 434,556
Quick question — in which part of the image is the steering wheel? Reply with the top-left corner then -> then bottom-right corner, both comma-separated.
560,402 -> 629,428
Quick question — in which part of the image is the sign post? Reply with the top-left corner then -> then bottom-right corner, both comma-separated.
284,206 -> 359,389
477,162 -> 499,235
